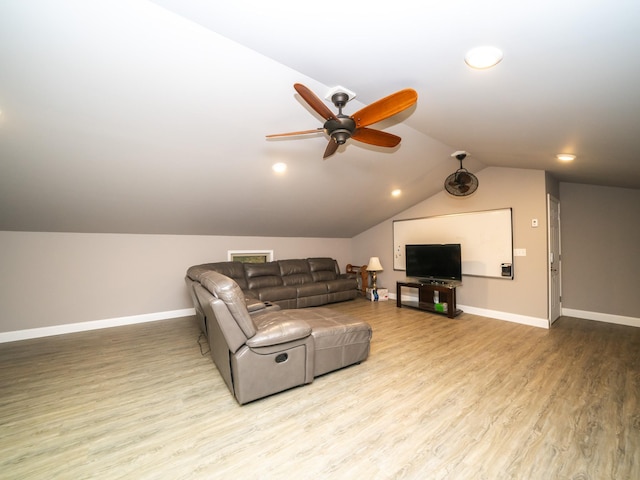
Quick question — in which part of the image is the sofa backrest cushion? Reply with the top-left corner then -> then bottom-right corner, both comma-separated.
211,261 -> 249,290
187,262 -> 248,290
278,259 -> 314,286
186,263 -> 218,282
200,271 -> 257,338
244,262 -> 284,290
307,257 -> 339,282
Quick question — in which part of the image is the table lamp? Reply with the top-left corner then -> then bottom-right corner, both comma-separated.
366,257 -> 383,291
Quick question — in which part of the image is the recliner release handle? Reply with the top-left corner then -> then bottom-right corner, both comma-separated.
275,353 -> 288,363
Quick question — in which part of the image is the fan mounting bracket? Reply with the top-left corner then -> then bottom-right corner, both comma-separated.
325,86 -> 356,105
451,150 -> 469,161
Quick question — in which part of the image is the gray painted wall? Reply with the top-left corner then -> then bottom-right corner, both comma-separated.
1,169 -> 638,337
0,233 -> 351,334
351,167 -> 550,323
559,183 -> 640,318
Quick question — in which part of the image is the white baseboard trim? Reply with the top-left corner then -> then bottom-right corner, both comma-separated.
0,308 -> 196,344
392,293 -> 549,329
562,308 -> 640,328
11,305 -> 634,344
458,305 -> 550,329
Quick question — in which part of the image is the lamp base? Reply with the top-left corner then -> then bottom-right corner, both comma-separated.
370,271 -> 378,291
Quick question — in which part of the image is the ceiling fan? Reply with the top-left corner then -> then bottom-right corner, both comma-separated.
266,83 -> 418,159
445,151 -> 479,196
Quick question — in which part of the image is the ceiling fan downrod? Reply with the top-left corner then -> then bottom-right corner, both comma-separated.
324,92 -> 355,144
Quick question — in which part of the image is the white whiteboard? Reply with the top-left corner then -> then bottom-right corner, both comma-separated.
393,208 -> 513,278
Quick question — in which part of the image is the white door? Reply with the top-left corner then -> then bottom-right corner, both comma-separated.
548,195 -> 562,324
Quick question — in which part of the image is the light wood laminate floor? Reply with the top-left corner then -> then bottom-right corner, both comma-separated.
1,299 -> 639,479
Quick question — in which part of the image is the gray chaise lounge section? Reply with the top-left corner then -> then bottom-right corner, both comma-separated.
190,270 -> 372,404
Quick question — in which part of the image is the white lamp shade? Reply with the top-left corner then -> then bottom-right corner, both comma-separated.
367,256 -> 383,271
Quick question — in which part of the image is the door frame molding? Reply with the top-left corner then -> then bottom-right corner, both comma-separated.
547,194 -> 562,324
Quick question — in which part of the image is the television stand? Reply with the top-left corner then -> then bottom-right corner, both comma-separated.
396,280 -> 462,318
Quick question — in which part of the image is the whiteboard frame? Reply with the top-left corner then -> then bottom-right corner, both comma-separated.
393,208 -> 513,279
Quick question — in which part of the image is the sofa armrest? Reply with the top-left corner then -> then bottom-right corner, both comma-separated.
246,320 -> 312,348
245,298 -> 266,312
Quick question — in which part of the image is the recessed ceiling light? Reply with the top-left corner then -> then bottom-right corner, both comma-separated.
556,154 -> 576,162
272,162 -> 287,173
465,46 -> 503,69
391,189 -> 402,197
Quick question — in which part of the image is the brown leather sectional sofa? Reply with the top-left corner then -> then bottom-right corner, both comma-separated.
185,264 -> 371,404
186,257 -> 358,329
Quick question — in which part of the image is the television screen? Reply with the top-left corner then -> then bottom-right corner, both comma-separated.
405,244 -> 462,282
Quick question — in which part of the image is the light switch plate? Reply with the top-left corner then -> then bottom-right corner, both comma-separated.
514,248 -> 527,256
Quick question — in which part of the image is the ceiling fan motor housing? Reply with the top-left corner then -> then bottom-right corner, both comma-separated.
324,116 -> 356,144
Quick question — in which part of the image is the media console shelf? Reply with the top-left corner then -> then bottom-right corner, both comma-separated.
396,280 -> 462,318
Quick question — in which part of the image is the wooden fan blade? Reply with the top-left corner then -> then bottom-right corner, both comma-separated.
323,139 -> 340,159
352,127 -> 401,147
294,83 -> 339,121
266,128 -> 323,138
351,88 -> 418,128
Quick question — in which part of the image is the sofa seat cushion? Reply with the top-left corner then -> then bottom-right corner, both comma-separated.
295,282 -> 328,297
254,285 -> 298,302
255,307 -> 372,376
302,309 -> 372,349
326,278 -> 357,293
291,308 -> 372,376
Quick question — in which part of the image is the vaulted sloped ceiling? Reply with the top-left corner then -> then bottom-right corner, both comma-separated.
1,1 -> 639,237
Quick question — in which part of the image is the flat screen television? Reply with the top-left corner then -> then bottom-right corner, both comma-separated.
405,243 -> 462,283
